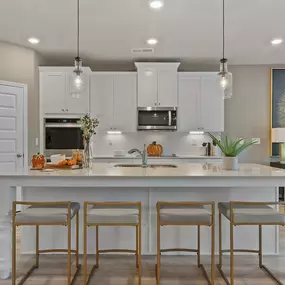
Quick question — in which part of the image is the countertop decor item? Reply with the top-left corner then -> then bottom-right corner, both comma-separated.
78,114 -> 99,168
208,133 -> 257,170
147,141 -> 163,157
272,128 -> 285,164
31,153 -> 46,169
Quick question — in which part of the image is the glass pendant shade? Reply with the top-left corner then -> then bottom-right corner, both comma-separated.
71,57 -> 84,98
218,58 -> 232,99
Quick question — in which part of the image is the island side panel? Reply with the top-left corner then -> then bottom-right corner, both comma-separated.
0,184 -> 16,279
21,186 -> 278,255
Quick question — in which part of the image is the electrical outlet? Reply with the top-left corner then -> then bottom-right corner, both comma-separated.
252,138 -> 261,145
35,138 -> 39,147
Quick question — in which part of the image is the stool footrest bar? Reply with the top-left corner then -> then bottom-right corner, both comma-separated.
98,249 -> 136,254
86,264 -> 98,285
38,249 -> 77,254
200,264 -> 212,285
160,248 -> 198,253
217,265 -> 231,285
221,249 -> 259,254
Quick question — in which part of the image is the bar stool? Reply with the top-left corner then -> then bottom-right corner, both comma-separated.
217,201 -> 285,285
156,201 -> 215,285
12,201 -> 80,285
83,201 -> 142,285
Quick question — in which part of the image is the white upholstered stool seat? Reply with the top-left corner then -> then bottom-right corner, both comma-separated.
218,202 -> 285,224
15,202 -> 80,224
160,204 -> 212,224
87,204 -> 139,224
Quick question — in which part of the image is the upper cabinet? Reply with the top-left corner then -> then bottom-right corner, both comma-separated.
178,72 -> 224,132
90,73 -> 137,132
135,62 -> 180,107
39,67 -> 91,115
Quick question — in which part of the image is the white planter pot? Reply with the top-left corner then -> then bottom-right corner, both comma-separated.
223,156 -> 239,170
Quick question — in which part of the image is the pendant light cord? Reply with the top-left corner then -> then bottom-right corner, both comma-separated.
77,0 -> 80,58
222,0 -> 225,60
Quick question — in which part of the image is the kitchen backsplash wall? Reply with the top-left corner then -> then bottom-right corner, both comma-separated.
93,132 -> 219,156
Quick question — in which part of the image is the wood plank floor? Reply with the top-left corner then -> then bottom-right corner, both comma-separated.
1,254 -> 285,285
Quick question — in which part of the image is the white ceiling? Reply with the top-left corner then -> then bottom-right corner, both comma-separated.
1,0 -> 285,65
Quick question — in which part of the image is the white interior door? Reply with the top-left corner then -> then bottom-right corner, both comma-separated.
0,82 -> 25,173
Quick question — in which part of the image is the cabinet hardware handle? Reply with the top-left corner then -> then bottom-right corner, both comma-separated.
155,103 -> 157,106
66,109 -> 68,112
159,103 -> 160,105
62,109 -> 65,112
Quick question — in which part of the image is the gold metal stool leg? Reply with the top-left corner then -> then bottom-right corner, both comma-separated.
219,211 -> 222,267
84,203 -> 88,285
197,225 -> 201,267
35,226 -> 39,268
136,225 -> 139,268
211,203 -> 215,284
156,204 -> 161,285
67,206 -> 71,285
12,203 -> 16,285
138,204 -> 142,285
76,213 -> 79,268
230,219 -> 234,285
96,225 -> 99,268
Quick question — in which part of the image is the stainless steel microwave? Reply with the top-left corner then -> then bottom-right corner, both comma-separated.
137,107 -> 177,131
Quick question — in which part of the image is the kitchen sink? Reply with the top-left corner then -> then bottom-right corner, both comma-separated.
114,164 -> 178,168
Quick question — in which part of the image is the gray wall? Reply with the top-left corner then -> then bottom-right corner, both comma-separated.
0,41 -> 44,158
224,66 -> 270,164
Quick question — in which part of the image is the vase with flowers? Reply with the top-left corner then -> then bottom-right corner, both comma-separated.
78,114 -> 99,168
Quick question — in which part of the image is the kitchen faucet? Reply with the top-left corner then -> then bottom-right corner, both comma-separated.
128,145 -> 148,167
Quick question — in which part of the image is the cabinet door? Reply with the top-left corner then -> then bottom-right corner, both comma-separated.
200,75 -> 224,132
137,67 -> 158,107
90,74 -> 114,131
158,68 -> 178,107
178,75 -> 201,132
66,73 -> 90,114
41,72 -> 66,114
113,74 -> 137,132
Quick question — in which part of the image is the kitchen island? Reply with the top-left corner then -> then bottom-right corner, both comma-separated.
0,162 -> 285,279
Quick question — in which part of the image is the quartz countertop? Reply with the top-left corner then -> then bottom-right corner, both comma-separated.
3,163 -> 285,178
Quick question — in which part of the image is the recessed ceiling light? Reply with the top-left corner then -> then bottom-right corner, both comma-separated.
148,0 -> 164,9
271,38 -> 283,45
147,38 -> 158,45
28,37 -> 40,44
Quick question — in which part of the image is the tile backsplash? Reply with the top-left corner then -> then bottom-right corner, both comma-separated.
93,132 -> 220,156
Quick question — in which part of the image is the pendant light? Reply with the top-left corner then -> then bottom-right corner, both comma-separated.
71,0 -> 84,98
218,0 -> 232,99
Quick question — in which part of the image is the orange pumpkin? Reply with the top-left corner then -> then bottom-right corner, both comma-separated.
147,141 -> 163,157
31,153 -> 46,169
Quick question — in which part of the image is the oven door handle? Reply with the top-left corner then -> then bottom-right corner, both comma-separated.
45,124 -> 81,128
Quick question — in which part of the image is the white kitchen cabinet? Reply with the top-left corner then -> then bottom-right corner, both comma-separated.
135,63 -> 180,108
41,72 -> 66,114
137,66 -> 157,107
158,68 -> 178,107
90,73 -> 137,132
178,75 -> 201,131
113,74 -> 137,132
40,67 -> 91,115
178,72 -> 224,132
90,74 -> 114,131
200,75 -> 224,132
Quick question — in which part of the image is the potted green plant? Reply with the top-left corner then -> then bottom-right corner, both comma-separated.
208,133 -> 257,170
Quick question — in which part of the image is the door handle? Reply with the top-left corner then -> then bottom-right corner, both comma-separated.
17,154 -> 23,158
